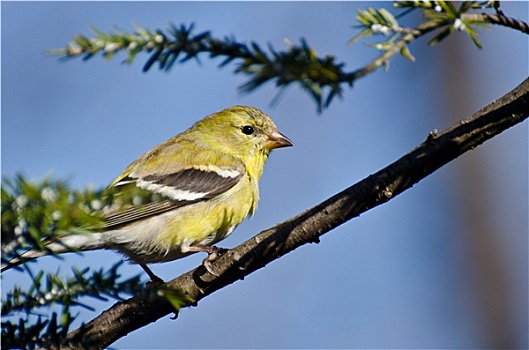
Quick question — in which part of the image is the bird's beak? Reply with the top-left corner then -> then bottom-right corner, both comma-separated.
265,130 -> 294,150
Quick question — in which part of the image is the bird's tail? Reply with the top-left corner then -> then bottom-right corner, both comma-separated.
1,232 -> 107,272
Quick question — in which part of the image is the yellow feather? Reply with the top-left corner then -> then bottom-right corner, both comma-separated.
5,106 -> 292,279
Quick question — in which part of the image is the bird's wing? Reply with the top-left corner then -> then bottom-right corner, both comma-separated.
101,165 -> 245,230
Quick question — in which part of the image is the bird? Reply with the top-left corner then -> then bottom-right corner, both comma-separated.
1,106 -> 293,281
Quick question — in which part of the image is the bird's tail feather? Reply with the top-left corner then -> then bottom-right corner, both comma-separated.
1,232 -> 106,272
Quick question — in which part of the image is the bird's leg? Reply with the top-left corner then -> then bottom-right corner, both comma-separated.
186,245 -> 227,276
140,263 -> 164,285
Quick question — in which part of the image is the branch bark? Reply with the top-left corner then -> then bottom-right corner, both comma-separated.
57,77 -> 529,349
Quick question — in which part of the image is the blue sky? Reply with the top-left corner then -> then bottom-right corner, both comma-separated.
2,1 -> 527,348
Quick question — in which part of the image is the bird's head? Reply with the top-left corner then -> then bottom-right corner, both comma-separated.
196,106 -> 293,157
191,106 -> 293,180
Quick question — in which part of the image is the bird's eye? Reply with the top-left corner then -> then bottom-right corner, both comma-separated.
241,125 -> 255,135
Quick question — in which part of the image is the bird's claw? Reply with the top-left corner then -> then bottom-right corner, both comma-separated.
202,246 -> 227,276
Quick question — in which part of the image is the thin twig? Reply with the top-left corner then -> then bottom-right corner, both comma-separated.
463,13 -> 529,34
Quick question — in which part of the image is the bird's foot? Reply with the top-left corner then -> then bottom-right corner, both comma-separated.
187,245 -> 227,277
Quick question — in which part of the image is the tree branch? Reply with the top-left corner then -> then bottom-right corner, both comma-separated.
56,77 -> 529,349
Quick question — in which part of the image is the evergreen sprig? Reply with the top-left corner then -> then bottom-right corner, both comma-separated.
1,175 -> 155,266
1,176 -> 161,349
2,262 -> 143,317
52,23 -> 348,112
50,1 -> 527,112
1,175 -> 103,270
1,262 -> 144,349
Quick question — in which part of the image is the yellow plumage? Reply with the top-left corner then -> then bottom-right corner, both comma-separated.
2,106 -> 292,280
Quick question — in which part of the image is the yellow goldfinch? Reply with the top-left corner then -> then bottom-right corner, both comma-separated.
2,106 -> 292,281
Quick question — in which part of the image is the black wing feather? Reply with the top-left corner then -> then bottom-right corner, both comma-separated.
101,167 -> 244,230
143,168 -> 243,200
